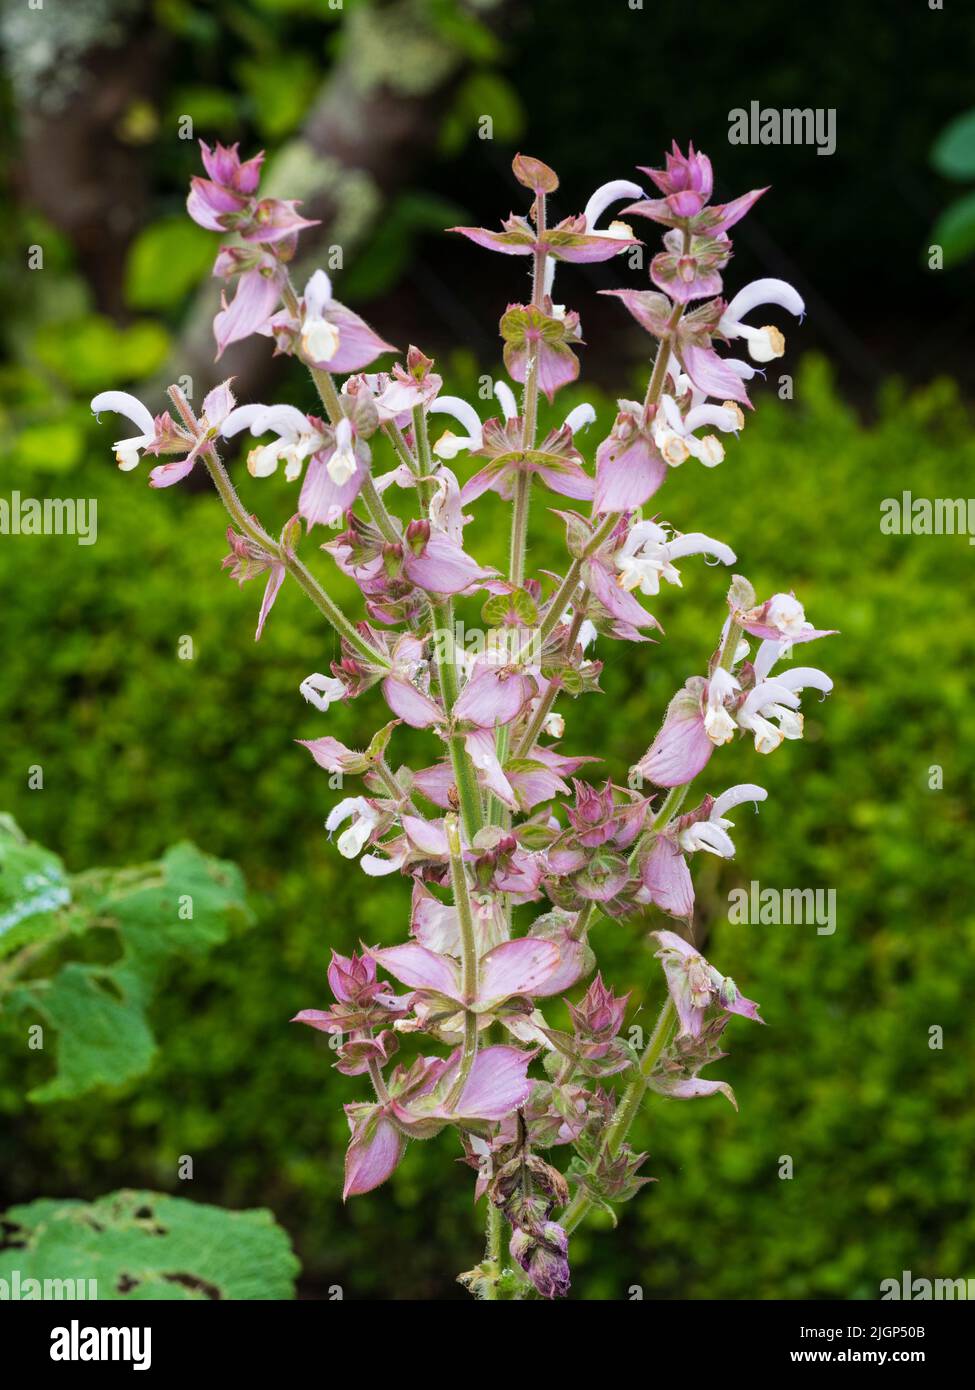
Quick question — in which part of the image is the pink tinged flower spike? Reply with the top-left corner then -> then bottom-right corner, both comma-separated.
327,948 -> 378,1004
368,939 -> 560,1011
635,679 -> 714,788
718,277 -> 805,364
593,401 -> 668,514
584,552 -> 660,635
238,198 -> 319,245
213,260 -> 286,358
343,1105 -> 406,1199
463,727 -> 517,809
510,1223 -> 570,1300
90,391 -> 160,472
381,674 -> 442,729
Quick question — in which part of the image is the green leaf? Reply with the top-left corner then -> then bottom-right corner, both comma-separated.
18,965 -> 157,1103
931,109 -> 975,180
0,814 -> 71,960
931,192 -> 975,267
125,217 -> 217,311
0,823 -> 252,1101
0,1190 -> 299,1299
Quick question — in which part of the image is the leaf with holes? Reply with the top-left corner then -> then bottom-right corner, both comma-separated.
0,1190 -> 299,1300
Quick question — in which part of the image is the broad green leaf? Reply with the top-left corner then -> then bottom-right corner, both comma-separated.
0,814 -> 71,960
931,109 -> 975,180
0,821 -> 252,1101
0,1190 -> 299,1300
17,964 -> 157,1103
125,217 -> 217,311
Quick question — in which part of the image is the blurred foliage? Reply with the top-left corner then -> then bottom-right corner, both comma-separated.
0,356 -> 972,1298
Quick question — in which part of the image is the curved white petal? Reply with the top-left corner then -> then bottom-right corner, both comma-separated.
91,391 -> 155,439
740,680 -> 802,721
326,795 -> 370,835
752,639 -> 782,684
711,783 -> 768,822
723,277 -> 805,324
493,380 -> 518,421
684,403 -> 740,433
666,532 -> 736,566
563,403 -> 596,435
428,395 -> 484,442
583,179 -> 644,231
774,666 -> 833,695
221,404 -> 269,439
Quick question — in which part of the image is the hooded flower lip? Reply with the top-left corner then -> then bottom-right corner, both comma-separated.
653,929 -> 763,1039
718,277 -> 805,363
90,391 -> 160,472
613,521 -> 736,597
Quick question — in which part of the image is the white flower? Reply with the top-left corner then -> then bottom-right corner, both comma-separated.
615,521 -> 736,597
704,667 -> 741,746
678,783 -> 767,857
90,391 -> 157,471
718,277 -> 805,363
222,403 -> 324,482
655,393 -> 742,468
429,395 -> 484,459
735,659 -> 831,754
542,712 -> 565,739
300,270 -> 341,363
326,796 -> 378,859
327,417 -> 357,485
300,672 -> 346,712
765,592 -> 809,640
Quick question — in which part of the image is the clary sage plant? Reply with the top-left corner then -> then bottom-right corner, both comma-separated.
92,139 -> 834,1300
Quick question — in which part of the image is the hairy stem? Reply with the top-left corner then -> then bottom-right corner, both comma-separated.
444,815 -> 480,1110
